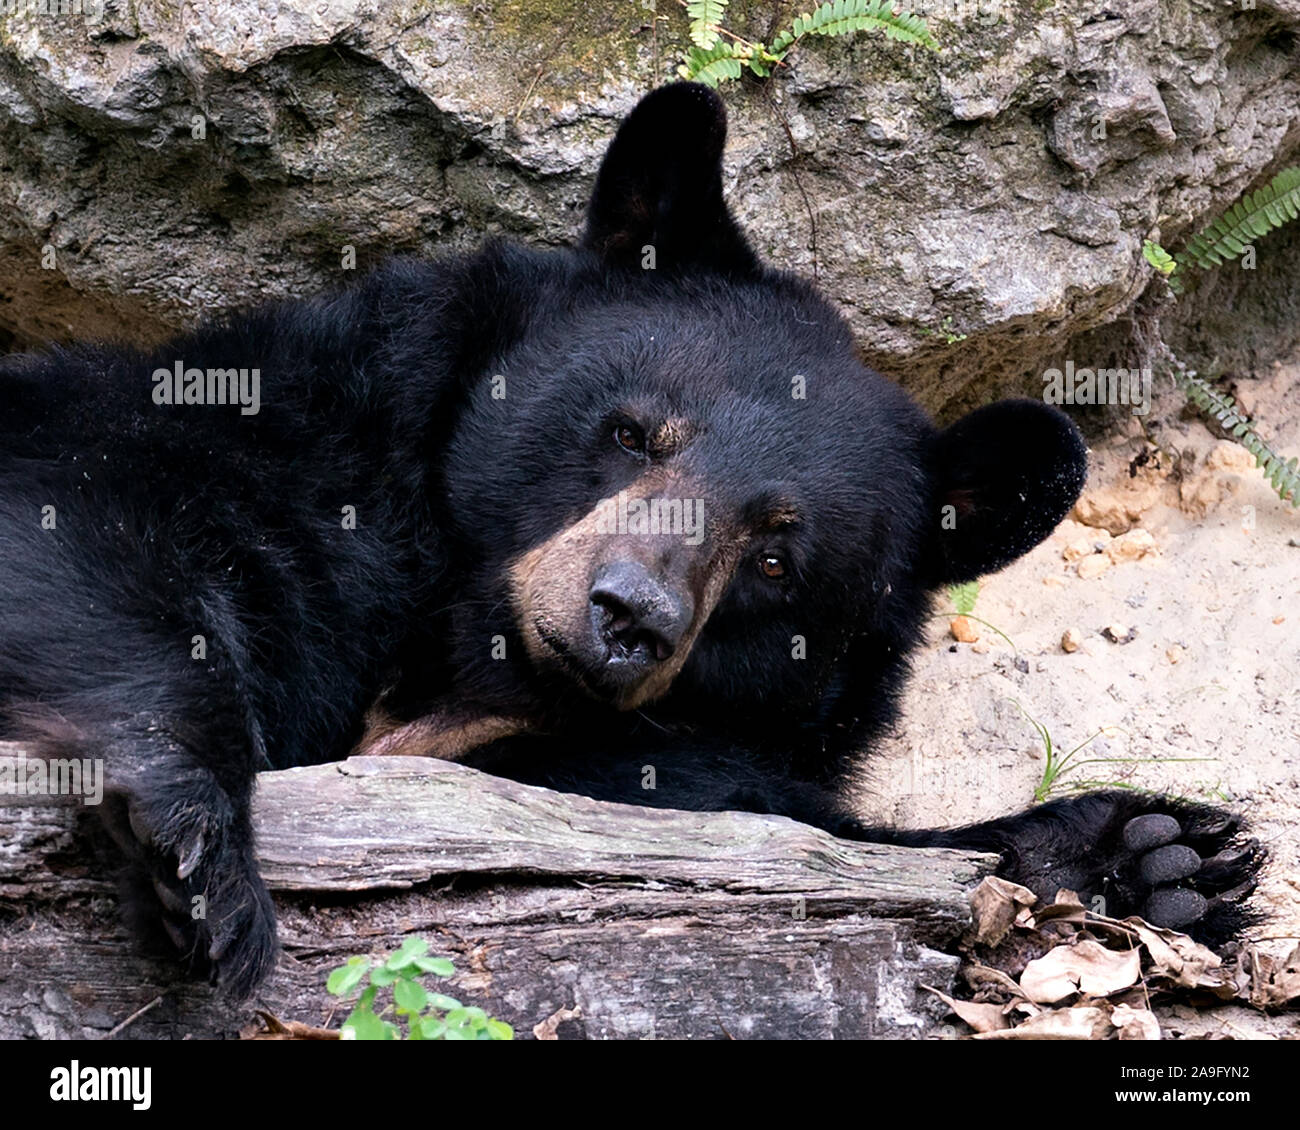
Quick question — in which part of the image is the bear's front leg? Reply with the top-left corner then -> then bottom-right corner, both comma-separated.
97,723 -> 278,998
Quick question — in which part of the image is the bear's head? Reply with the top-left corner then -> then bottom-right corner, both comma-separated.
440,84 -> 1087,725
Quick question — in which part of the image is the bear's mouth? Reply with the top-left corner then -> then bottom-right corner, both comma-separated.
533,616 -> 606,697
533,617 -> 580,670
533,614 -> 663,707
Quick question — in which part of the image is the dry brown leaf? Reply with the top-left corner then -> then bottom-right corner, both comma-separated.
532,1005 -> 583,1040
969,876 -> 1039,946
964,963 -> 1029,997
1111,1003 -> 1161,1040
1020,939 -> 1142,1003
1242,943 -> 1300,1009
241,1010 -> 340,1040
1032,889 -> 1088,924
922,985 -> 1012,1033
1009,999 -> 1042,1018
1124,917 -> 1234,996
976,1006 -> 1112,1040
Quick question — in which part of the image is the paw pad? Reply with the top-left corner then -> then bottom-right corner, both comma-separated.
1143,887 -> 1207,930
1121,813 -> 1180,853
1121,809 -> 1261,935
1138,843 -> 1201,885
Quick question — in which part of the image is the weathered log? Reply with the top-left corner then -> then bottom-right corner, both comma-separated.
0,755 -> 995,1039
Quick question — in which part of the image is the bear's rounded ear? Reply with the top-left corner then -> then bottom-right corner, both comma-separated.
582,82 -> 760,276
925,399 -> 1088,586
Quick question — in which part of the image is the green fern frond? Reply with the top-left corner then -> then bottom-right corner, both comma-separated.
686,0 -> 728,50
948,580 -> 979,616
787,0 -> 938,51
677,0 -> 936,85
677,40 -> 745,86
1177,166 -> 1300,271
1172,368 -> 1300,507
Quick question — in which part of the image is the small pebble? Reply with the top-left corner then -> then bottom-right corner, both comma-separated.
1077,554 -> 1113,580
949,615 -> 979,643
1062,537 -> 1094,562
1106,528 -> 1158,564
1103,623 -> 1136,644
1061,627 -> 1083,653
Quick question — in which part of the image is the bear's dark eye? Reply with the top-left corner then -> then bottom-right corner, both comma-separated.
614,423 -> 645,454
757,552 -> 787,580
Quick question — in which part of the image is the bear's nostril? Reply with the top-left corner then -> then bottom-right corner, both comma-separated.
591,592 -> 633,632
597,601 -> 672,662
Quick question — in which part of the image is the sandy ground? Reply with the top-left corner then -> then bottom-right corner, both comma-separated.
861,352 -> 1300,1036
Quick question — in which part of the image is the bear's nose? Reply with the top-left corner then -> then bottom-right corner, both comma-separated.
589,561 -> 692,666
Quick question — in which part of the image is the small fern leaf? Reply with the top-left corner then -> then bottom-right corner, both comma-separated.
1178,166 -> 1300,270
787,0 -> 937,51
1142,239 -> 1177,277
770,29 -> 796,54
1171,366 -> 1300,507
677,41 -> 744,87
686,0 -> 728,50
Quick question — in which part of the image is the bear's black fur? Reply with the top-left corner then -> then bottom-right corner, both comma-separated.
0,84 -> 1261,995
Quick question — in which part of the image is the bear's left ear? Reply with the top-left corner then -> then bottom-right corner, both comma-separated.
582,83 -> 759,275
924,400 -> 1088,586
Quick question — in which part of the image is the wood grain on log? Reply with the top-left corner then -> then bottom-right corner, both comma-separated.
0,756 -> 996,1039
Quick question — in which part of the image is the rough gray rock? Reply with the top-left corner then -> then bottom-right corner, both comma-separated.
0,0 -> 1297,413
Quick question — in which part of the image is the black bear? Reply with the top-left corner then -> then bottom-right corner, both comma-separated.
0,83 -> 1260,996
